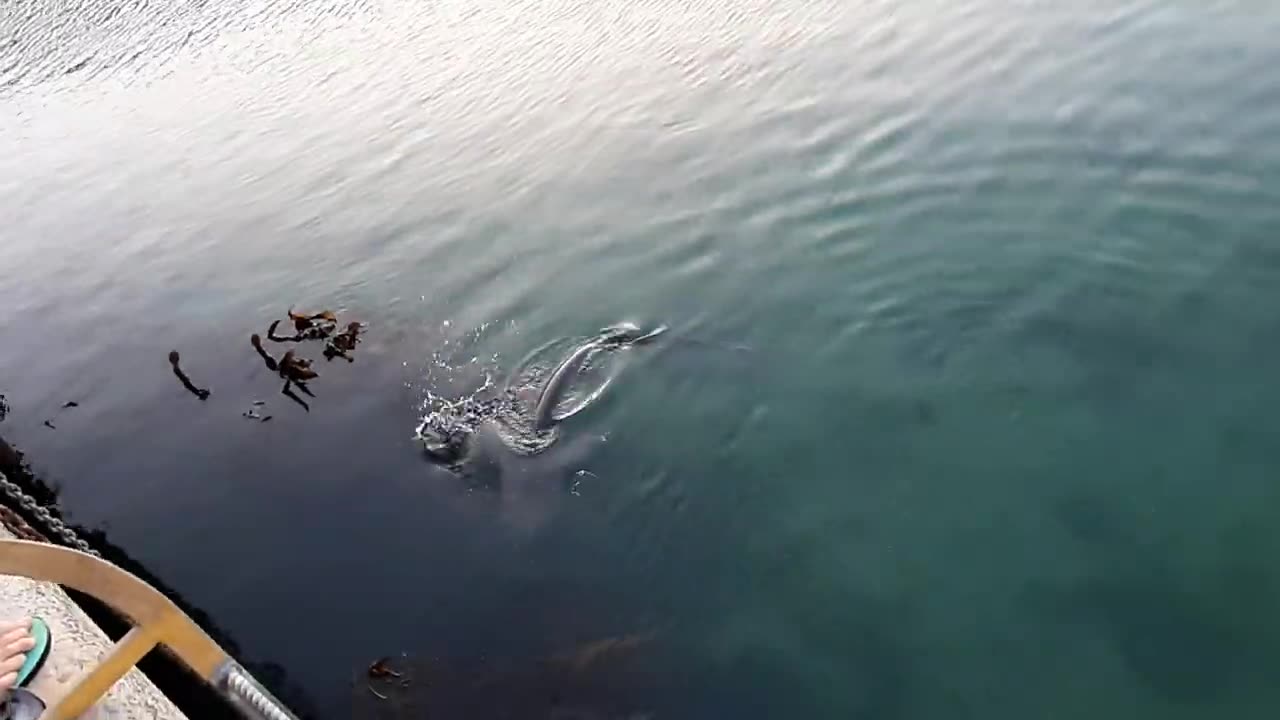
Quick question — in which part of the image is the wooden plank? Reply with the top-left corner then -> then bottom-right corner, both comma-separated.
43,625 -> 162,720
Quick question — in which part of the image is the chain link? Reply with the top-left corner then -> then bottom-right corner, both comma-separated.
0,469 -> 100,557
0,506 -> 49,544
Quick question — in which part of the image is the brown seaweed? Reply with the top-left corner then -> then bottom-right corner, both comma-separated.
168,350 -> 211,401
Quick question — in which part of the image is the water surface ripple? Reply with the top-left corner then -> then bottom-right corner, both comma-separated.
3,1 -> 1280,717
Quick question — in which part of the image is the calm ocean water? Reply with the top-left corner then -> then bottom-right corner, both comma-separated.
3,0 -> 1280,717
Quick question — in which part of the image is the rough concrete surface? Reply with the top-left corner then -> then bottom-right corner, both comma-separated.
0,526 -> 187,719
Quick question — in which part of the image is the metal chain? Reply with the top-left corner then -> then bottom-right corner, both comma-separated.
0,506 -> 50,544
0,469 -> 100,557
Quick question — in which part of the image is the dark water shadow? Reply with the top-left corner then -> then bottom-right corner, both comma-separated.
1024,568 -> 1247,704
0,431 -> 319,719
1013,309 -> 1168,406
701,528 -> 922,720
1027,492 -> 1280,709
730,626 -> 911,720
447,421 -> 608,533
1051,492 -> 1142,548
349,644 -> 663,719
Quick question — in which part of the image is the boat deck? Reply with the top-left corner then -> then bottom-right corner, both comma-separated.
0,525 -> 187,720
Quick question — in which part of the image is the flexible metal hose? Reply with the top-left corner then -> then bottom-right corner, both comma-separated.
216,662 -> 299,720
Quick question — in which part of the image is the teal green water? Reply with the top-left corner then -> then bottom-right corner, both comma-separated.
3,1 -> 1280,717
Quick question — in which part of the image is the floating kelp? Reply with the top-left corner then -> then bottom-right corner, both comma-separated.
168,350 -> 211,401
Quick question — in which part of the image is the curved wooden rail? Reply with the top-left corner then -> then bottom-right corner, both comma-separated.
0,539 -> 231,719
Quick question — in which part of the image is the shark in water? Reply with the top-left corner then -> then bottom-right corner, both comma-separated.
417,323 -> 666,468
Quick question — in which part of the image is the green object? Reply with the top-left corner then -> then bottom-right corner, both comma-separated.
15,618 -> 50,687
